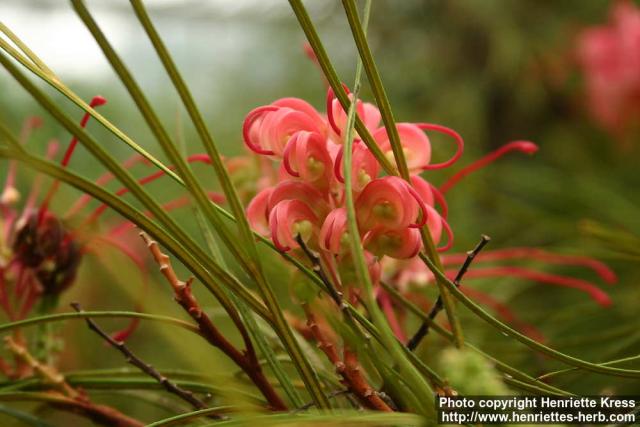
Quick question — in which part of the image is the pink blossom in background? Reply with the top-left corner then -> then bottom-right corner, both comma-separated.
577,1 -> 640,138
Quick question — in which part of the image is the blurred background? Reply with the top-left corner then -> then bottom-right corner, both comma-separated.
0,0 -> 639,424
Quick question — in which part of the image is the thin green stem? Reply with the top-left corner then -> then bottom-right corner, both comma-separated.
0,144 -> 269,322
419,254 -> 640,378
0,35 -> 178,182
146,406 -> 235,427
199,412 -> 424,427
0,22 -> 56,77
340,16 -> 436,421
340,0 -> 463,348
0,311 -> 199,336
287,0 -> 396,176
537,354 -> 640,381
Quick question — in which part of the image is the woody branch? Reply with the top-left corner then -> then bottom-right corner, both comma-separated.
139,232 -> 287,410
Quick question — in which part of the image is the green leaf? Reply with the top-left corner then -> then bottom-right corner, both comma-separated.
419,254 -> 640,378
0,403 -> 56,427
337,1 -> 436,419
0,144 -> 269,321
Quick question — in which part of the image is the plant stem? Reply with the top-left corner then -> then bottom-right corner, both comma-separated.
70,303 -> 224,417
419,255 -> 640,378
115,0 -> 329,406
338,10 -> 436,421
340,0 -> 464,349
140,233 -> 287,410
407,235 -> 490,350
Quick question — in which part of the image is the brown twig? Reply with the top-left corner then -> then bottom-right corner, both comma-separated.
295,235 -> 345,308
70,302 -> 218,416
4,336 -> 78,399
4,335 -> 143,427
139,232 -> 287,411
406,235 -> 491,351
296,236 -> 392,411
303,304 -> 391,411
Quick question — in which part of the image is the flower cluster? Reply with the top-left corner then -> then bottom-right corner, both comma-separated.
245,90 -> 462,281
1,117 -> 77,324
577,0 -> 640,137
0,98 -> 223,340
239,85 -> 615,343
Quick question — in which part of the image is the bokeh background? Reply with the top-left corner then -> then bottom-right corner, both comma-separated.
0,0 -> 639,424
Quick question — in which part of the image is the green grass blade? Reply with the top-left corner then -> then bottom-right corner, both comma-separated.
0,311 -> 199,336
0,22 -> 56,77
538,353 -> 640,381
146,406 -> 235,427
0,404 -> 56,427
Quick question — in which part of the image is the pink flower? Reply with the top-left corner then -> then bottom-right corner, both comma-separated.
577,1 -> 640,136
355,176 -> 428,232
326,87 -> 381,142
269,199 -> 320,252
364,227 -> 423,259
282,131 -> 333,189
246,187 -> 273,235
267,181 -> 330,218
373,123 -> 432,172
243,98 -> 327,156
334,141 -> 381,193
319,208 -> 349,255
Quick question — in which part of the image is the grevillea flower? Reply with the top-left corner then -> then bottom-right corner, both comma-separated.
11,211 -> 82,297
1,97 -> 225,347
355,176 -> 428,232
372,123 -> 464,173
238,82 -> 616,347
364,227 -> 423,259
282,131 -> 333,189
319,208 -> 349,255
373,123 -> 432,172
243,98 -> 326,156
246,187 -> 274,235
334,141 -> 381,193
266,181 -> 329,218
327,87 -> 381,141
576,0 -> 640,138
269,199 -> 319,251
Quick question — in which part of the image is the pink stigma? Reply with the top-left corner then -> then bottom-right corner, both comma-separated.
39,96 -> 107,222
440,140 -> 539,194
